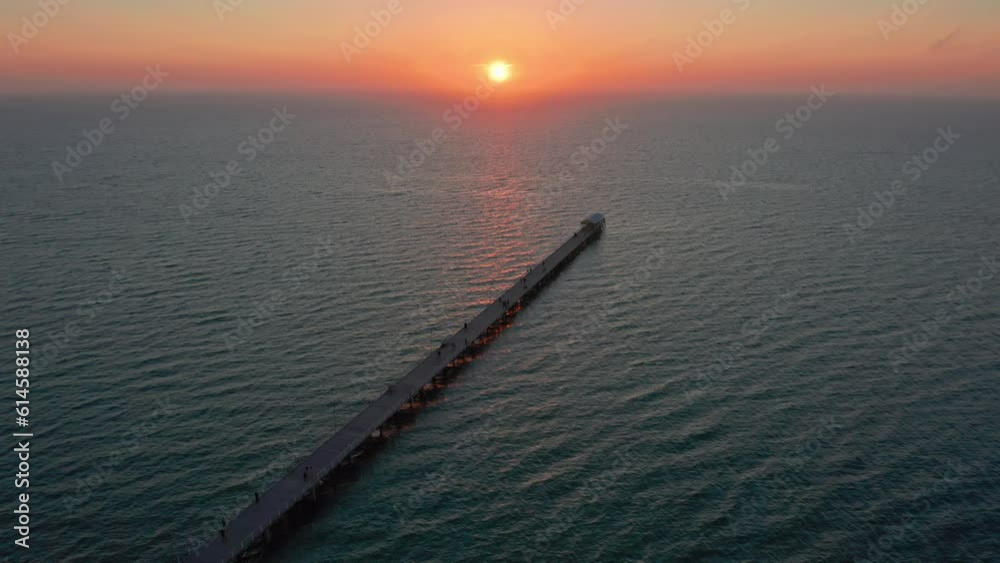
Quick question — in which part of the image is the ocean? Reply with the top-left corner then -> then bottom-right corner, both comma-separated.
1,92 -> 998,562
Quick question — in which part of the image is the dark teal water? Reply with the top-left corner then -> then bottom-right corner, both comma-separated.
1,94 -> 998,562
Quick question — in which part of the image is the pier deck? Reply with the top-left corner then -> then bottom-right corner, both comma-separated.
185,214 -> 605,562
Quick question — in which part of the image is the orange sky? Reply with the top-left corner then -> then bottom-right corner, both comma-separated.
2,0 -> 999,98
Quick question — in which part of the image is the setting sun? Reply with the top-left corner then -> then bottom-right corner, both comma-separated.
487,61 -> 512,83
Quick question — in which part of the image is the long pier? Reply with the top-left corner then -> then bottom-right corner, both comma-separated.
185,213 -> 606,562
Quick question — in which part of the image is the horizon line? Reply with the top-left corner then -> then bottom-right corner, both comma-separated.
2,88 -> 1000,103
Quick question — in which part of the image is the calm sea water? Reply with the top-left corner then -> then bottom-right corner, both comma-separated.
1,93 -> 998,562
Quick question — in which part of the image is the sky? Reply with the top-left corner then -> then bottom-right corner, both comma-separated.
1,0 -> 999,98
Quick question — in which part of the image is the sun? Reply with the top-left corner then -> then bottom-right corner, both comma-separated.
487,61 -> 512,83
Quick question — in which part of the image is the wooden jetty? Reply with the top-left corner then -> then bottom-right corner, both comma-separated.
185,213 -> 606,562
